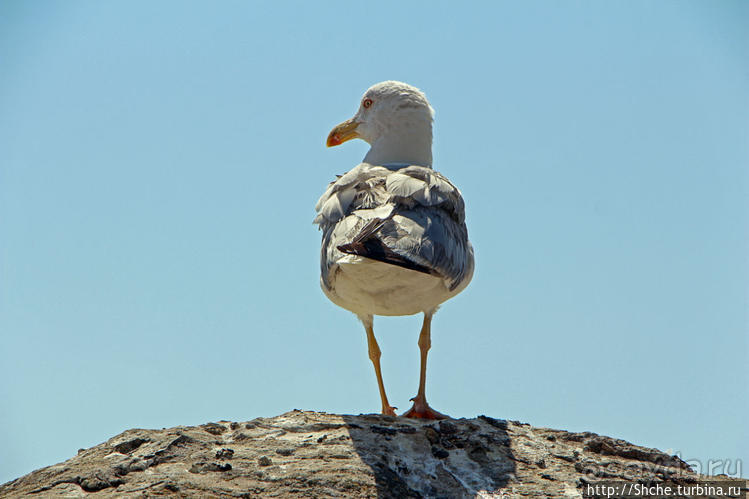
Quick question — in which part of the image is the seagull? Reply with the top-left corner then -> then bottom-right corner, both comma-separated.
315,81 -> 474,419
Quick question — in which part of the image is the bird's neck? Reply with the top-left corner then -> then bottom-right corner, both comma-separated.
364,128 -> 433,168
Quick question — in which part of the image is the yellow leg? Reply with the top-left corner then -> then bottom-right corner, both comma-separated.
416,311 -> 431,401
403,311 -> 448,419
361,315 -> 396,416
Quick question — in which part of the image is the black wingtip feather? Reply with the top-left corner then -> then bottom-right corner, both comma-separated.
337,238 -> 434,275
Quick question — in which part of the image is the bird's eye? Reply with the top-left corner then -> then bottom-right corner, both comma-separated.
362,98 -> 373,109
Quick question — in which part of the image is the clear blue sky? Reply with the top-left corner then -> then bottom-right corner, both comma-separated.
1,0 -> 747,483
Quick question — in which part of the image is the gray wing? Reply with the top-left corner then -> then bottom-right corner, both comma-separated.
315,164 -> 474,291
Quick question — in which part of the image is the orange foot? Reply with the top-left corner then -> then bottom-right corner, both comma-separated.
381,405 -> 397,417
402,396 -> 449,420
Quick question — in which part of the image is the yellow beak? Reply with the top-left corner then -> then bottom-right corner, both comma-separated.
326,118 -> 360,147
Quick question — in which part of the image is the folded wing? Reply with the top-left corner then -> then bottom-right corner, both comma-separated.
315,164 -> 473,292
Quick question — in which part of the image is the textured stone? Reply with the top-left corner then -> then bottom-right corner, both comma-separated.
0,410 -> 745,498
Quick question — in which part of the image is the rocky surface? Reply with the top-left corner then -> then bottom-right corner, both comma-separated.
1,410 -> 745,498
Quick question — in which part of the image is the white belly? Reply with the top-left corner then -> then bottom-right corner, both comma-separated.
322,256 -> 467,316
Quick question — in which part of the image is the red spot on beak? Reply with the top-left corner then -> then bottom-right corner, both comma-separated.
326,118 -> 359,147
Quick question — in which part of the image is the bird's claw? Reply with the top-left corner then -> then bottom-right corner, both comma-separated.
402,397 -> 449,420
381,406 -> 397,417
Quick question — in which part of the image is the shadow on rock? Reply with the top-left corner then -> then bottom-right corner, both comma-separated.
342,414 -> 516,498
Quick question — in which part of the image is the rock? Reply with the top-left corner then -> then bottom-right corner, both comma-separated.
215,448 -> 234,460
0,410 -> 744,498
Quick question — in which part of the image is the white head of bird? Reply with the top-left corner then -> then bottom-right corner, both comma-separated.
326,81 -> 435,168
